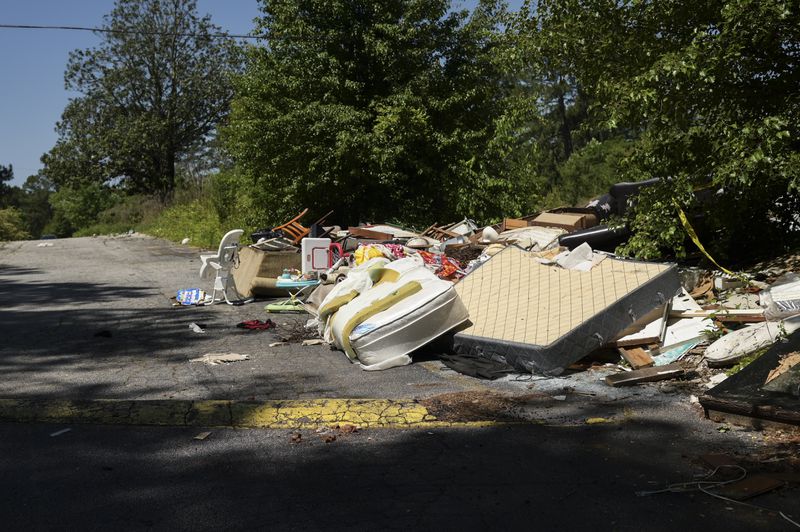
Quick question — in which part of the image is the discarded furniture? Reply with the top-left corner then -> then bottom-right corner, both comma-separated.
232,247 -> 302,298
452,246 -> 681,375
265,278 -> 320,313
273,208 -> 310,245
199,229 -> 246,305
320,257 -> 469,371
422,223 -> 460,242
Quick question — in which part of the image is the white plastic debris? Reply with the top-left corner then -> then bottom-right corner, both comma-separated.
704,315 -> 800,367
760,272 -> 800,321
189,353 -> 249,365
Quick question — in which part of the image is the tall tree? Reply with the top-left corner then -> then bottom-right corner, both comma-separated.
224,0 -> 517,227
42,0 -> 241,199
0,164 -> 14,207
518,0 -> 800,260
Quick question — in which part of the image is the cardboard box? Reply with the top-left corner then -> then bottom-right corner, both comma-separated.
530,212 -> 596,231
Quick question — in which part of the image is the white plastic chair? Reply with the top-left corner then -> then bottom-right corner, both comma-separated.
199,229 -> 245,305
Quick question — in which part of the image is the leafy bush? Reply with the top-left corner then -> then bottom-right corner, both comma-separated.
0,208 -> 31,241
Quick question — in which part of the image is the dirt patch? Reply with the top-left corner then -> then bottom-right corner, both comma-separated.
420,391 -> 546,422
277,319 -> 319,343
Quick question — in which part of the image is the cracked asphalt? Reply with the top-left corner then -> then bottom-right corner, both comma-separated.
1,234 -> 798,530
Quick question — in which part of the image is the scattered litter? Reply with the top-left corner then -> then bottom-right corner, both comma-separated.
552,395 -> 567,401
189,353 -> 249,365
586,417 -> 611,424
36,242 -> 54,247
176,288 -> 210,306
301,339 -> 325,346
189,322 -> 206,334
49,428 -> 71,437
269,342 -> 288,347
181,237 -> 190,245
236,319 -> 276,330
323,434 -> 337,443
291,432 -> 302,443
193,431 -> 212,440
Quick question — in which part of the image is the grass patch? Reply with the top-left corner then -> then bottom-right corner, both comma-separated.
139,197 -> 226,250
73,222 -> 135,237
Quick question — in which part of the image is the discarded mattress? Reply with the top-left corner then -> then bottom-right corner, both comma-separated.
324,257 -> 470,371
452,246 -> 681,375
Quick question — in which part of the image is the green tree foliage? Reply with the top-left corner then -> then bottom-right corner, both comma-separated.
224,0 -> 519,227
0,164 -> 17,208
0,208 -> 30,241
49,183 -> 120,236
42,0 -> 241,199
17,173 -> 55,238
517,0 -> 800,260
493,3 -> 628,213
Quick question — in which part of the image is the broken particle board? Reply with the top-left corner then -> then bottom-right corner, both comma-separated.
452,246 -> 681,375
605,364 -> 684,387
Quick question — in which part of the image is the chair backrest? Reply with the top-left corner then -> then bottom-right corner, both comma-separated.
217,229 -> 244,265
274,209 -> 310,245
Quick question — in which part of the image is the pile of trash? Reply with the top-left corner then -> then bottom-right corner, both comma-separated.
201,193 -> 800,422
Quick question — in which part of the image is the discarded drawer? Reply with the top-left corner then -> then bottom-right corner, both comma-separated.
452,246 -> 681,375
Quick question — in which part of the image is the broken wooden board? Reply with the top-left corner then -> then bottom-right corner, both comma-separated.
671,308 -> 765,323
605,364 -> 684,387
701,330 -> 800,427
347,227 -> 393,241
608,337 -> 661,349
616,289 -> 713,351
502,218 -> 529,230
618,347 -> 655,369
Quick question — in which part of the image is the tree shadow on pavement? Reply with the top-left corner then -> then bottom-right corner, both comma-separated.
0,406 -> 796,531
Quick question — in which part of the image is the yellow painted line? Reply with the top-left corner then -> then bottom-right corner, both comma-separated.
0,398 -> 518,429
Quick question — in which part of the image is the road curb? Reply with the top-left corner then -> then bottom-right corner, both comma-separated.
0,398 -> 511,429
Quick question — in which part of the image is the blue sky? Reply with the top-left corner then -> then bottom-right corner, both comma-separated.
0,0 -> 524,186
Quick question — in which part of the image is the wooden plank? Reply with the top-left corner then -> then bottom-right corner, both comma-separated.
347,227 -> 393,241
502,218 -> 529,230
605,364 -> 684,387
607,337 -> 661,349
670,308 -> 765,323
618,347 -> 655,369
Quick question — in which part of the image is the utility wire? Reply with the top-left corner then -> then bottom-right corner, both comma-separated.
0,23 -> 260,39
